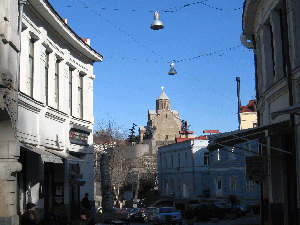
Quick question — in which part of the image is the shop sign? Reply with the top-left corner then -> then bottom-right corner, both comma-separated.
70,130 -> 88,145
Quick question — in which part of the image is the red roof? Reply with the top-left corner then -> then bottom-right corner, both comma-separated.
239,100 -> 257,113
175,136 -> 208,143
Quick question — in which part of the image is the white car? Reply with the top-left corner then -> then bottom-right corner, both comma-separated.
152,207 -> 182,225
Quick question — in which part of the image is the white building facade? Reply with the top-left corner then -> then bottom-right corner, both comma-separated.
0,0 -> 102,223
241,0 -> 300,224
157,139 -> 210,199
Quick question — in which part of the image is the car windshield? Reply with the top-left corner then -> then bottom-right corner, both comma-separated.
145,208 -> 156,213
159,208 -> 177,213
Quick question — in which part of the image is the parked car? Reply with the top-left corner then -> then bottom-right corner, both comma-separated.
142,207 -> 156,222
235,204 -> 252,216
215,202 -> 239,216
127,208 -> 146,222
186,203 -> 225,222
153,207 -> 182,225
116,208 -> 127,213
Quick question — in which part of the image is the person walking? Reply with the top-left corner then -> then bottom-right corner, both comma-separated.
82,193 -> 91,211
20,203 -> 39,225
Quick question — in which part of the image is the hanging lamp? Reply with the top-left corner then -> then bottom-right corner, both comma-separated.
168,62 -> 177,75
150,11 -> 164,30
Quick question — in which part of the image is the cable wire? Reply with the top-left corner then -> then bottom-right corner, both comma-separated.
52,0 -> 244,13
76,0 -> 166,62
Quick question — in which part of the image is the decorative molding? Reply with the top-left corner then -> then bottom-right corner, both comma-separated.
0,69 -> 18,137
44,106 -> 68,123
23,15 -> 41,37
17,130 -> 38,143
69,55 -> 88,72
18,99 -> 41,114
71,116 -> 93,126
46,37 -> 64,56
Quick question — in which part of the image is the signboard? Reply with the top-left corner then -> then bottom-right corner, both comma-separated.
246,156 -> 268,181
69,130 -> 88,146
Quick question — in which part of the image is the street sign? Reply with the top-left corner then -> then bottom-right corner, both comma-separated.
124,191 -> 133,200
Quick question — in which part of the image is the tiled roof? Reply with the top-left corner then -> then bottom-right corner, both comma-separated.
176,136 -> 208,143
240,99 -> 257,113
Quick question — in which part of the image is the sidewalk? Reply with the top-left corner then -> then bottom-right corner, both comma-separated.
194,215 -> 260,225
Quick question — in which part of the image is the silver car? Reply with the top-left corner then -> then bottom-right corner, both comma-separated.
152,207 -> 182,225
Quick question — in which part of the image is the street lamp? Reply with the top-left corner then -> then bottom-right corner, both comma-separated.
150,11 -> 164,30
168,62 -> 177,75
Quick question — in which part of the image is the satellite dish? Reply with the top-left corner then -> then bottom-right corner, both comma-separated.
124,191 -> 133,200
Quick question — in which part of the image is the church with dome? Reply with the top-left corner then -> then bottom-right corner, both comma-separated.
139,87 -> 182,151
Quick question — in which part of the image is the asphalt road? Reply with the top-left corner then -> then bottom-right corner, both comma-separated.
96,215 -> 260,225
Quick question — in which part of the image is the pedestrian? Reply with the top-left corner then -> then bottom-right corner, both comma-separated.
82,193 -> 91,211
20,203 -> 39,225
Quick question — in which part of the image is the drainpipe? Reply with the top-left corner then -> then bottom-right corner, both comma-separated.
191,141 -> 195,194
252,37 -> 265,225
17,1 -> 27,89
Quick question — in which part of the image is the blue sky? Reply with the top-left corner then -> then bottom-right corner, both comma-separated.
49,0 -> 255,136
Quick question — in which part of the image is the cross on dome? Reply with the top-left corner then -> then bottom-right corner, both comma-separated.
161,86 -> 164,91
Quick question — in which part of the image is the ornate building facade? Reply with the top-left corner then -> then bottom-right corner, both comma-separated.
0,0 -> 102,223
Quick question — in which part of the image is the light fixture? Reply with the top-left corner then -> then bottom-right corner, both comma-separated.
150,11 -> 164,30
168,62 -> 177,75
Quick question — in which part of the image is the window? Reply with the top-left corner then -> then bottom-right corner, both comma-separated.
78,74 -> 83,119
185,152 -> 188,167
217,178 -> 222,190
177,179 -> 181,197
204,152 -> 209,165
164,156 -> 167,168
253,123 -> 257,128
270,24 -> 276,77
69,68 -> 73,115
178,153 -> 181,167
246,180 -> 255,190
54,59 -> 60,109
171,155 -> 173,168
217,149 -> 220,161
29,38 -> 35,97
231,176 -> 238,190
45,51 -> 49,105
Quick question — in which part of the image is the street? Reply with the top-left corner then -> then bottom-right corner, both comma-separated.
96,215 -> 260,225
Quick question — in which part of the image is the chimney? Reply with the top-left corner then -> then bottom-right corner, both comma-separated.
82,38 -> 90,46
62,19 -> 68,24
236,77 -> 241,130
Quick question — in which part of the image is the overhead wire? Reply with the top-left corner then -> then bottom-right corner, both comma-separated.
76,0 -> 166,62
54,0 -> 252,64
52,0 -> 244,13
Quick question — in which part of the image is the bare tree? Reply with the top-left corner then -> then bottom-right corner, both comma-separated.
93,118 -> 128,212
